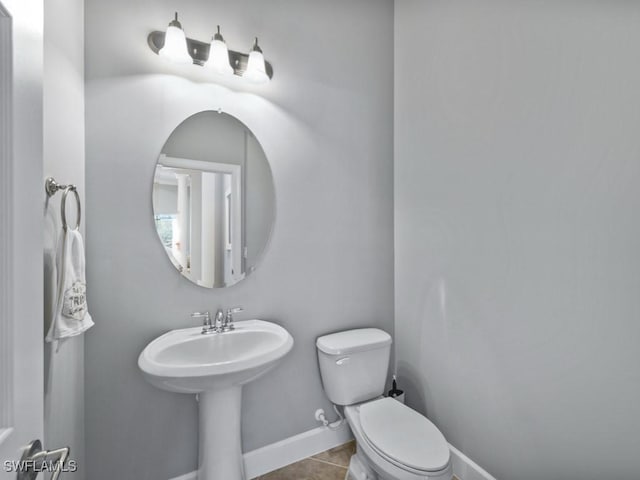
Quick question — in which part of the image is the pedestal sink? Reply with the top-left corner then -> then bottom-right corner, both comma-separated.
138,319 -> 294,480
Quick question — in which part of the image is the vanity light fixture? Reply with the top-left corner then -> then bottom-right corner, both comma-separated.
205,26 -> 233,76
158,13 -> 193,65
148,12 -> 274,82
244,38 -> 270,85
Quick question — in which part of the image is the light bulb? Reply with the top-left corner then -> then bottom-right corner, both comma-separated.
205,26 -> 233,75
243,38 -> 269,84
158,12 -> 193,65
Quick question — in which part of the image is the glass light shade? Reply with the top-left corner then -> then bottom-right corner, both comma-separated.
244,50 -> 269,84
205,39 -> 233,75
159,24 -> 192,64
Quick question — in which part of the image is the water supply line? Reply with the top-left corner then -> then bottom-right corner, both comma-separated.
315,405 -> 345,431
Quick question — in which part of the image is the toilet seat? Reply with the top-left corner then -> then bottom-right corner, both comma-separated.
359,398 -> 450,473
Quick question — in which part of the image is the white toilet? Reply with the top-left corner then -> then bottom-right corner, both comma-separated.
316,328 -> 453,480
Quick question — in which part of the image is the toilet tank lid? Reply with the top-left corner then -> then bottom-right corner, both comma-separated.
316,328 -> 392,355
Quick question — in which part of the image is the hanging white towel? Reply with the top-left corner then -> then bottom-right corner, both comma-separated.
46,228 -> 94,342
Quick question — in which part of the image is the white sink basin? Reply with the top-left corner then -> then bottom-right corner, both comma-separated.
138,319 -> 293,393
138,319 -> 294,480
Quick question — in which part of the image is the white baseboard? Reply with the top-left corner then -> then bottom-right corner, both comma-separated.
168,423 -> 353,480
244,423 -> 353,478
167,426 -> 497,480
168,472 -> 197,480
449,443 -> 497,480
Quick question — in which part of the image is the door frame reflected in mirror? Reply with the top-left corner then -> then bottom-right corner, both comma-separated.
155,155 -> 243,288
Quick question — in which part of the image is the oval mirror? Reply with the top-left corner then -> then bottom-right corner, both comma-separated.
152,111 -> 275,288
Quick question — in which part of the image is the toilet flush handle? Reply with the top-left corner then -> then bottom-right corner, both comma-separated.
336,357 -> 350,366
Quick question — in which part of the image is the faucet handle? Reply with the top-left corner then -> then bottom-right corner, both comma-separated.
192,312 -> 213,335
191,311 -> 211,323
223,306 -> 243,331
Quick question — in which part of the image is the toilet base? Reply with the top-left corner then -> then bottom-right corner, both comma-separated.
348,449 -> 378,480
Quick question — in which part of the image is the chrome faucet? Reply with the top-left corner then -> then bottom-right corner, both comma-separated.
193,307 -> 242,334
214,309 -> 225,332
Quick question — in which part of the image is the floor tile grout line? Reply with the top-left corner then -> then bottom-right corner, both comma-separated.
309,457 -> 349,470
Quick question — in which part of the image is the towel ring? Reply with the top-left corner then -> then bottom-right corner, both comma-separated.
44,177 -> 82,232
61,186 -> 81,232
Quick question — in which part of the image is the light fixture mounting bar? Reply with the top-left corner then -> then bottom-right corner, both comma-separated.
147,31 -> 274,79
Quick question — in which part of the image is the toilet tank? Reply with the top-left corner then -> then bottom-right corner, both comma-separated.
316,328 -> 392,406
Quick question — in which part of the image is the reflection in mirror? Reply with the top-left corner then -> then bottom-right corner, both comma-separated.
152,111 -> 275,288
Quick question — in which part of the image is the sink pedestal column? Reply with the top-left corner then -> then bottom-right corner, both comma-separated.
198,386 -> 245,480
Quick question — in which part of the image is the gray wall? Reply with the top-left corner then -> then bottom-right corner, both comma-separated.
43,0 -> 85,477
84,1 -> 394,479
395,1 -> 640,479
245,132 -> 275,268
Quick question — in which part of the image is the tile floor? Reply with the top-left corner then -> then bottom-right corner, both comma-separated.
254,441 -> 355,480
253,441 -> 460,480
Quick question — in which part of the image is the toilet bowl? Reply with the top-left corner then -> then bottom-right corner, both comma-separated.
345,398 -> 452,480
316,329 -> 452,480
